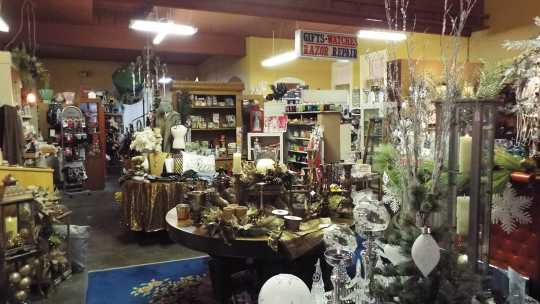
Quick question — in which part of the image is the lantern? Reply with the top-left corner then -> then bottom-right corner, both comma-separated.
0,189 -> 37,253
434,98 -> 496,272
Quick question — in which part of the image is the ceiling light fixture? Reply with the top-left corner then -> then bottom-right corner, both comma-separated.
261,51 -> 298,67
158,76 -> 173,84
130,20 -> 197,45
0,17 -> 8,32
357,30 -> 406,41
0,0 -> 8,33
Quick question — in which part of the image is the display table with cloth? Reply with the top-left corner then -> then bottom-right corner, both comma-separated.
166,208 -> 350,302
122,180 -> 185,232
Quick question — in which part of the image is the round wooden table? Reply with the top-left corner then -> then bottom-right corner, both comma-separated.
166,208 -> 334,302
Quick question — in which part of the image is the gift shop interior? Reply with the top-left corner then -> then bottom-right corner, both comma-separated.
0,0 -> 539,303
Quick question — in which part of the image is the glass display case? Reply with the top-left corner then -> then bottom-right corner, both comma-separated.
435,98 -> 496,272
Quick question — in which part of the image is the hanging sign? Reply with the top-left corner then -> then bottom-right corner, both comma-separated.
295,29 -> 358,60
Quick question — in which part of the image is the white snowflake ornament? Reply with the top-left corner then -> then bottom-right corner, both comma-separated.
382,172 -> 401,213
492,184 -> 533,234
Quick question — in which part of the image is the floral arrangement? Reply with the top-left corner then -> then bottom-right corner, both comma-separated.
11,45 -> 49,87
129,128 -> 162,153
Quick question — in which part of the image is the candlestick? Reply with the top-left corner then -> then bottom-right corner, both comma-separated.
5,216 -> 17,237
456,196 -> 470,236
233,173 -> 242,205
256,182 -> 266,212
232,152 -> 242,174
459,134 -> 472,175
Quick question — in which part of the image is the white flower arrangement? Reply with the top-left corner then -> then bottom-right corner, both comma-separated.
130,128 -> 162,153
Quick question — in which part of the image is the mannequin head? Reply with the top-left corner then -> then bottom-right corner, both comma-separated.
157,101 -> 173,114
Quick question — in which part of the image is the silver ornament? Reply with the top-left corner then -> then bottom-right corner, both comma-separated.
19,277 -> 31,289
411,227 -> 440,277
8,272 -> 21,284
19,264 -> 31,276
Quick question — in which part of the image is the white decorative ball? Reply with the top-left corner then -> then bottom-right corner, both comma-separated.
258,274 -> 312,304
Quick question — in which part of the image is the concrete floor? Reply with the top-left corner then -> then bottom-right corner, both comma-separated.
43,177 -> 203,304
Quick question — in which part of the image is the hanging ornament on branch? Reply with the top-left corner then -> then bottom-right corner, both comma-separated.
411,227 -> 440,277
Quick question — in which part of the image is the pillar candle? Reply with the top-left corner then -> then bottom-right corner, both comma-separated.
456,196 -> 470,236
5,216 -> 17,236
459,134 -> 472,174
232,152 -> 242,174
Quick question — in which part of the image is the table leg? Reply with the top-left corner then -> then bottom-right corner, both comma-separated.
209,256 -> 242,303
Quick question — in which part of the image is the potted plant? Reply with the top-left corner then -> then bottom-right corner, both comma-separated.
38,72 -> 54,104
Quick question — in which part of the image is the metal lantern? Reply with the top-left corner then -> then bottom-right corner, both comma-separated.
0,189 -> 38,303
435,98 -> 496,272
0,191 -> 37,253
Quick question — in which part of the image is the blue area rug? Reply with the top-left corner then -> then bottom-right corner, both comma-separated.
86,256 -> 211,304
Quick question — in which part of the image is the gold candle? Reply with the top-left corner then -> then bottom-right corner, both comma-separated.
456,196 -> 470,236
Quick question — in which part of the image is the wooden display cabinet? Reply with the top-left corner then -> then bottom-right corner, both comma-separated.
172,81 -> 244,170
79,94 -> 106,190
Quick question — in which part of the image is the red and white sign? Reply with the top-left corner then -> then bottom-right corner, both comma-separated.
295,30 -> 358,60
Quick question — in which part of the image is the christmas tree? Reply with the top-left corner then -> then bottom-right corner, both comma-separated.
367,1 -> 489,303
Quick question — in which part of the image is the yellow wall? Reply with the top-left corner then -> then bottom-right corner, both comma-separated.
44,58 -> 197,94
245,37 -> 333,93
469,0 -> 540,63
197,55 -> 249,85
198,37 -> 334,94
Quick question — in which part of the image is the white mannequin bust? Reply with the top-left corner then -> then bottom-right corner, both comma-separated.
171,124 -> 188,150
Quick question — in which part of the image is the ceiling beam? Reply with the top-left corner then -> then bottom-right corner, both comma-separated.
25,22 -> 245,57
149,0 -> 484,35
34,0 -> 94,24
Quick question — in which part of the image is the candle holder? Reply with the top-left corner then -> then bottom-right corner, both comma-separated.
338,163 -> 354,217
187,191 -> 205,223
324,248 -> 354,304
256,182 -> 266,213
434,98 -> 496,272
233,173 -> 242,205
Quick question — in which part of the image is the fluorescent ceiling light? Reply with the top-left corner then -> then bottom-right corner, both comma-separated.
130,19 -> 197,44
261,51 -> 298,67
158,76 -> 173,84
0,17 -> 8,32
130,20 -> 197,35
153,32 -> 167,45
357,30 -> 406,41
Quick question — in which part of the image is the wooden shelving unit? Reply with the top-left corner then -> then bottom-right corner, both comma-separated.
285,111 -> 342,171
172,81 -> 244,171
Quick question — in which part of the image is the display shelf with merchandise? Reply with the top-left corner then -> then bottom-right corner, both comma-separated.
172,81 -> 244,170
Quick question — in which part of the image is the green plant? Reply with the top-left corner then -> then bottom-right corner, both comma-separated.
474,61 -> 507,99
11,45 -> 48,86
